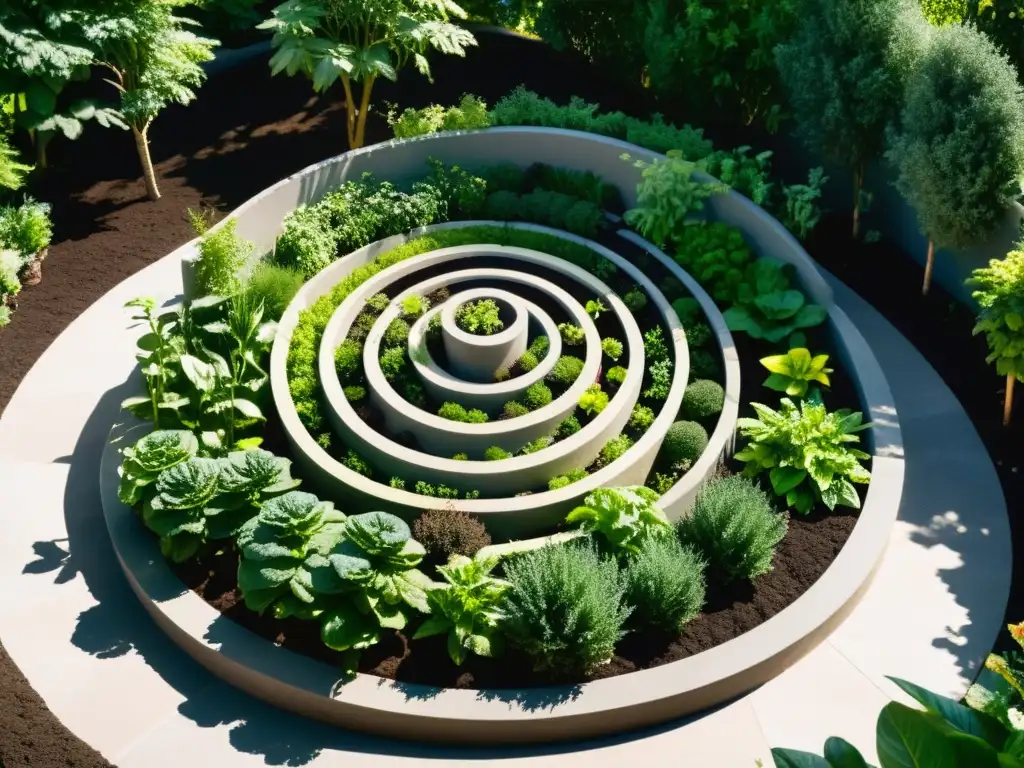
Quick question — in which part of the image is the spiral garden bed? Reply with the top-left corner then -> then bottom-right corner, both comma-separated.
101,127 -> 903,744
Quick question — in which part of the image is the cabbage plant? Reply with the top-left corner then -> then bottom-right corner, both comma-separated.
118,429 -> 199,506
723,259 -> 826,344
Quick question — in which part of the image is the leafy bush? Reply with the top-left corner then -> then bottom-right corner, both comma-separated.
673,223 -> 753,305
421,157 -> 488,220
388,94 -> 490,138
413,509 -> 491,564
503,400 -> 529,418
623,152 -> 728,247
400,294 -> 429,318
661,421 -> 708,466
691,349 -> 721,381
456,299 -> 504,335
484,445 -> 513,461
383,317 -> 411,347
775,0 -> 929,237
779,167 -> 830,242
0,197 -> 52,257
966,250 -> 1024,423
0,250 -> 21,298
519,435 -> 553,455
341,449 -> 373,477
483,190 -> 522,220
403,380 -> 428,408
193,216 -> 252,297
677,475 -> 788,583
480,163 -> 528,194
343,385 -> 366,402
761,347 -> 833,398
379,346 -> 408,382
579,384 -> 609,415
598,434 -> 633,465
548,467 -> 588,490
118,430 -> 200,507
414,555 -> 509,664
622,286 -> 647,312
643,326 -> 669,363
517,350 -> 539,372
566,486 -> 670,555
547,355 -> 585,386
243,262 -> 304,321
275,205 -> 336,277
601,337 -> 623,361
643,359 -> 673,400
438,402 -> 489,423
501,541 -> 631,676
683,379 -> 725,420
366,292 -> 391,314
623,535 -> 706,633
887,22 -> 1024,294
557,414 -> 582,437
606,366 -> 627,386
524,381 -> 553,410
558,322 -> 585,346
736,398 -> 871,514
672,297 -> 702,326
629,404 -> 655,432
723,260 -> 827,343
528,334 -> 550,360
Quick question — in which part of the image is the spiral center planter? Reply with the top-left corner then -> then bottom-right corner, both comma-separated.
443,290 -> 527,383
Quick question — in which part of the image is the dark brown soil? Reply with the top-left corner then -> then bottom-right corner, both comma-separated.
172,506 -> 855,688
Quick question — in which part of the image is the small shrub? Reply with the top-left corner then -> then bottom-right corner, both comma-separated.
549,468 -> 588,490
0,197 -> 51,257
629,404 -> 655,432
643,326 -> 669,362
503,401 -> 529,418
438,402 -> 468,421
672,297 -> 702,325
412,508 -> 492,567
341,450 -> 373,478
379,347 -> 408,382
547,355 -> 585,386
518,350 -> 539,372
193,216 -> 252,296
690,349 -> 721,380
274,205 -> 334,277
623,286 -> 648,312
524,381 -> 553,410
683,379 -> 726,420
601,337 -> 624,361
557,414 -> 582,438
483,190 -> 522,220
685,322 -> 712,349
648,472 -> 678,495
343,385 -> 367,402
389,477 -> 406,489
528,334 -> 550,360
643,359 -> 673,400
558,322 -> 586,346
243,262 -> 304,320
606,366 -> 627,386
335,339 -> 364,383
494,365 -> 511,382
481,163 -> 528,193
366,293 -> 391,314
401,294 -> 429,318
502,542 -> 631,676
624,536 -> 706,633
599,434 -> 633,465
388,94 -> 490,139
519,435 -> 553,455
484,445 -> 512,461
383,318 -> 411,347
677,475 -> 789,583
585,298 -> 607,319
453,453 -> 469,460
403,380 -> 428,408
661,421 -> 708,465
464,408 -> 488,423
579,384 -> 609,415
456,299 -> 504,335
564,199 -> 602,237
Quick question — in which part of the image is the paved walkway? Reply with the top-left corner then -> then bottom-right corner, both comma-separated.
0,255 -> 1009,766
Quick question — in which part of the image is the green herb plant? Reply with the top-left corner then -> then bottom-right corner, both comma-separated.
566,486 -> 671,556
723,260 -> 827,344
456,299 -> 503,335
760,347 -> 832,398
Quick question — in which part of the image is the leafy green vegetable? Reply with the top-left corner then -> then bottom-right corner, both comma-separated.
735,398 -> 871,514
566,486 -> 671,555
672,222 -> 753,305
118,429 -> 199,507
142,457 -> 221,562
760,347 -> 833,398
723,260 -> 827,343
413,555 -> 509,665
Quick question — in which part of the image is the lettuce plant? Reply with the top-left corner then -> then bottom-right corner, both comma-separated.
142,457 -> 223,563
760,347 -> 832,398
207,450 -> 302,539
413,555 -> 509,665
118,429 -> 199,507
735,398 -> 871,514
566,486 -> 672,555
723,259 -> 826,344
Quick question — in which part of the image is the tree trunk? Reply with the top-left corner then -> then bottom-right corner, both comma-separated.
340,75 -> 357,149
852,162 -> 864,239
353,76 -> 376,149
1005,374 -> 1016,427
922,238 -> 935,296
133,124 -> 160,201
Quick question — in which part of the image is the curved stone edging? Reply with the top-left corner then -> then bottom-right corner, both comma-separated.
272,225 -> 697,538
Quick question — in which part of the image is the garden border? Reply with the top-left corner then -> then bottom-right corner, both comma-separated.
102,129 -> 903,745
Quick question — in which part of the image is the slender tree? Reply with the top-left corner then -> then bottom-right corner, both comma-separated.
96,1 -> 217,200
259,0 -> 477,150
966,249 -> 1024,425
774,0 -> 930,238
887,22 -> 1024,295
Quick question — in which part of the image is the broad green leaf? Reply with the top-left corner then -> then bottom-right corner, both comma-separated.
823,736 -> 871,767
793,303 -> 828,329
755,290 -> 804,319
232,399 -> 265,421
180,354 -> 217,392
770,748 -> 835,767
876,702 -> 958,768
1006,313 -> 1024,332
770,466 -> 807,495
321,603 -> 380,651
447,627 -> 468,665
888,677 -> 1009,747
761,354 -> 793,375
412,614 -> 450,640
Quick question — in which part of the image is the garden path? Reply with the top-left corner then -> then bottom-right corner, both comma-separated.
0,253 -> 1008,766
